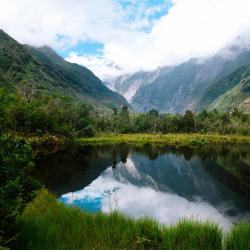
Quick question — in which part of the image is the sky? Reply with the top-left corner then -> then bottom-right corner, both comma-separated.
0,0 -> 250,79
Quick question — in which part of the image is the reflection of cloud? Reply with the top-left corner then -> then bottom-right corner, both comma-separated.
59,164 -> 250,230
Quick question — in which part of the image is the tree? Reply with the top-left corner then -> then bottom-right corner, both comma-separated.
232,108 -> 240,117
148,109 -> 159,117
118,105 -> 130,133
18,80 -> 36,103
0,134 -> 41,238
148,109 -> 160,132
112,108 -> 118,133
182,110 -> 196,132
161,114 -> 180,133
120,105 -> 129,123
200,109 -> 208,118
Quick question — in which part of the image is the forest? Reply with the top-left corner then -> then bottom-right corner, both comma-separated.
1,85 -> 250,137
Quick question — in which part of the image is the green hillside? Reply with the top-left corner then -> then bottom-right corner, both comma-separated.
199,65 -> 250,112
0,29 -> 128,110
208,75 -> 250,112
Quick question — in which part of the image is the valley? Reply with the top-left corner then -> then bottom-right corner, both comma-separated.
1,29 -> 250,250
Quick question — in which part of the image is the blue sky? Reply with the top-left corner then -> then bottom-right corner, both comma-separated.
57,0 -> 172,58
1,0 -> 250,79
58,40 -> 104,58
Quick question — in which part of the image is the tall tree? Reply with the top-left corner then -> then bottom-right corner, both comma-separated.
182,110 -> 196,132
118,105 -> 130,133
112,108 -> 118,133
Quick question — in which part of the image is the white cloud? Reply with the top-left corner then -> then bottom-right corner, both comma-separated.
0,0 -> 250,79
66,52 -> 123,79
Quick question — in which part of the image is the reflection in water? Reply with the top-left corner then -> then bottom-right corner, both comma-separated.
37,144 -> 250,230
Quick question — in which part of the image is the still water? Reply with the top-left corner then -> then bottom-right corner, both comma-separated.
35,144 -> 250,229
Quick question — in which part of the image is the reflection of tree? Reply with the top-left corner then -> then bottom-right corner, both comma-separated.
112,145 -> 118,168
119,144 -> 129,164
37,142 -> 250,205
138,144 -> 159,160
148,149 -> 159,160
181,147 -> 193,161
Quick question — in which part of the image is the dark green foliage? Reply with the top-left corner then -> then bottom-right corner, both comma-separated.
199,64 -> 250,111
148,108 -> 159,117
0,88 -> 96,137
163,220 -> 222,250
78,125 -> 96,137
118,105 -> 130,133
111,108 -> 118,133
225,223 -> 250,250
1,87 -> 250,136
16,190 -> 223,250
0,134 -> 41,238
181,110 -> 196,132
105,109 -> 250,135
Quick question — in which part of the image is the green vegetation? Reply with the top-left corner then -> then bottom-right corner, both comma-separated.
208,79 -> 250,113
0,29 -> 127,110
16,190 -> 223,250
0,134 -> 41,244
96,107 -> 250,135
11,190 -> 249,250
1,29 -> 250,249
2,86 -> 250,140
226,223 -> 250,250
77,133 -> 250,147
0,88 -> 95,137
199,64 -> 250,112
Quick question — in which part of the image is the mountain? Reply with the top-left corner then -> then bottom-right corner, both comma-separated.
0,30 -> 128,110
204,65 -> 250,112
106,42 -> 250,113
105,68 -> 168,102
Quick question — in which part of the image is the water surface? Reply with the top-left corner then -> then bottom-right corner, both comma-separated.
35,144 -> 250,229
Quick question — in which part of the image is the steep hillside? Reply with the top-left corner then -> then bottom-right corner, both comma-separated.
0,30 -> 128,110
206,65 -> 250,112
105,67 -> 172,102
106,43 -> 250,113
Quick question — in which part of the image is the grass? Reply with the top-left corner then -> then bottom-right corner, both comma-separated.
12,190 -> 249,250
225,223 -> 250,250
76,133 -> 250,148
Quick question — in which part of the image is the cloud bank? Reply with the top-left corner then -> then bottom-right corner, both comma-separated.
1,0 -> 250,79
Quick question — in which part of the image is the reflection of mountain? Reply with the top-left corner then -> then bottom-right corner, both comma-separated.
59,146 -> 250,229
111,154 -> 250,213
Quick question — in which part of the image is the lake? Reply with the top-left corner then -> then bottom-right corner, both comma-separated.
35,143 -> 250,230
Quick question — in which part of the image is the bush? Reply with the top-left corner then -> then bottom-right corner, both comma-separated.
78,125 -> 96,137
0,134 -> 41,238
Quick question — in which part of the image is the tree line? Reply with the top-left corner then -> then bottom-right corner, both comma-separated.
96,106 -> 250,135
1,86 -> 250,137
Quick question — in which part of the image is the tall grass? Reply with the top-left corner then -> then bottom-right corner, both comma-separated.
76,133 -> 250,148
225,223 -> 250,250
15,190 -> 224,250
13,190 -> 250,249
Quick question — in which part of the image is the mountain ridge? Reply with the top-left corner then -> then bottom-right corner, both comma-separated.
206,65 -> 250,112
105,42 -> 250,113
0,29 -> 128,110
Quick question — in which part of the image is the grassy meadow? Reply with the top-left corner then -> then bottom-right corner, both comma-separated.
76,133 -> 250,147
